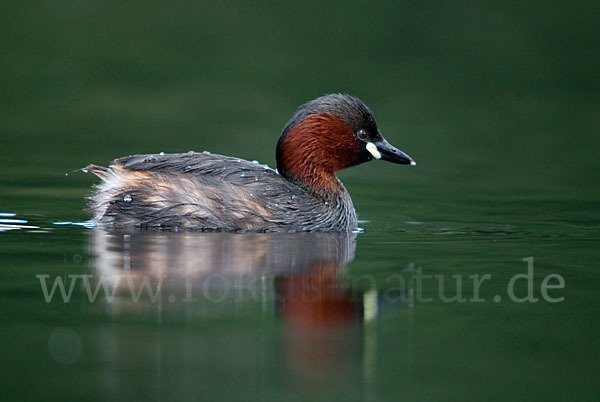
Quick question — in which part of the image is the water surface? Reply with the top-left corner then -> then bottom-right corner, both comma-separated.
1,1 -> 599,401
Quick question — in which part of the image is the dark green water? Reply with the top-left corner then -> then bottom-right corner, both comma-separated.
1,1 -> 599,401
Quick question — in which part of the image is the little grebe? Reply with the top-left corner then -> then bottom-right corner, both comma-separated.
86,94 -> 415,231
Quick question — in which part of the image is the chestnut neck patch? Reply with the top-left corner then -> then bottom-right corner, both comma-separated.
276,113 -> 359,196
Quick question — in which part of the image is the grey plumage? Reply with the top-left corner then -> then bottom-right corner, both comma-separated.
87,151 -> 357,232
281,93 -> 376,135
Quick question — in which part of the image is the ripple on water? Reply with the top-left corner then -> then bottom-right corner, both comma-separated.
53,221 -> 95,229
0,219 -> 28,224
0,212 -> 40,231
0,212 -> 97,233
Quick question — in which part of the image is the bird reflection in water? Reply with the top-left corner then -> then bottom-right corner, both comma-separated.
88,229 -> 410,394
90,229 -> 363,319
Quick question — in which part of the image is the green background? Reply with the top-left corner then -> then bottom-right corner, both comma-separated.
1,1 -> 599,401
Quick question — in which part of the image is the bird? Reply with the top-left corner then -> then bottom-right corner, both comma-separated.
85,93 -> 415,232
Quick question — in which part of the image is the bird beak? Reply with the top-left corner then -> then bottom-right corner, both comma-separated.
366,138 -> 416,166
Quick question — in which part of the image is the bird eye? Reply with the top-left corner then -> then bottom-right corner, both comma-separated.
357,129 -> 368,140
